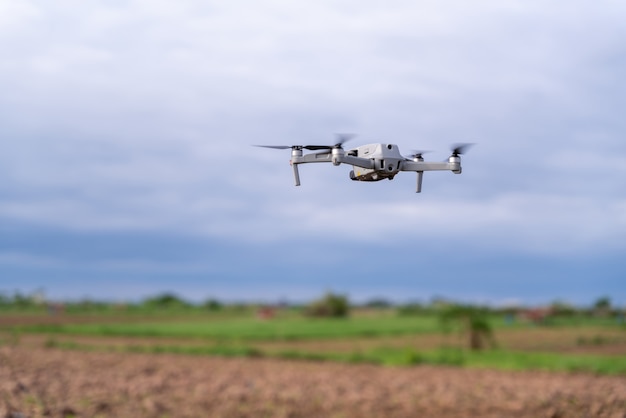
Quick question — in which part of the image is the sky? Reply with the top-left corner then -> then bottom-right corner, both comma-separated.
1,0 -> 625,306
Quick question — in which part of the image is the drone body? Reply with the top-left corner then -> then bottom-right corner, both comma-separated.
346,143 -> 418,182
257,136 -> 471,193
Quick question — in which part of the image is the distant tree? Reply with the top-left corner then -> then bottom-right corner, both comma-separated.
79,299 -> 94,310
550,300 -> 577,317
440,305 -> 496,351
142,293 -> 190,309
363,298 -> 393,309
593,296 -> 611,310
305,292 -> 350,318
593,296 -> 611,317
13,291 -> 34,308
203,298 -> 223,311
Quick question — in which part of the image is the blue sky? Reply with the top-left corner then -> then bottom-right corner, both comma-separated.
1,1 -> 625,306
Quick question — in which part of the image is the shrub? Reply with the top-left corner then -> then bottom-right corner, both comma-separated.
305,292 -> 349,318
440,304 -> 496,351
203,298 -> 222,311
142,293 -> 190,309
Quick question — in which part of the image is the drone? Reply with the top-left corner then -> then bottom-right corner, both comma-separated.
256,135 -> 472,193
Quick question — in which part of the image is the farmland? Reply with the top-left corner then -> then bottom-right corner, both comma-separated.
1,304 -> 626,417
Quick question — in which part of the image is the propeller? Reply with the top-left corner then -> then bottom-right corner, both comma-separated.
450,143 -> 474,157
405,150 -> 431,160
334,133 -> 356,147
254,133 -> 356,151
300,133 -> 356,150
255,145 -> 293,150
254,145 -> 321,150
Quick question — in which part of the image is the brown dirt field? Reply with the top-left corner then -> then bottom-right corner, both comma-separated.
1,346 -> 625,418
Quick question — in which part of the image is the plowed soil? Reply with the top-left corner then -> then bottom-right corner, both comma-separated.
2,346 -> 625,418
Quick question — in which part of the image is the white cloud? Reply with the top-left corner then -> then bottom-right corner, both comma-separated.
1,0 -> 625,264
0,0 -> 41,31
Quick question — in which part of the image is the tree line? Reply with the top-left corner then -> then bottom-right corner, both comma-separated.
0,290 -> 622,320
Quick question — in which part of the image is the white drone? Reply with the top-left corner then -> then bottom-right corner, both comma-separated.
256,134 -> 472,193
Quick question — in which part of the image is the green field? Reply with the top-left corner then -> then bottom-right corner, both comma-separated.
13,314 -> 442,340
2,308 -> 625,375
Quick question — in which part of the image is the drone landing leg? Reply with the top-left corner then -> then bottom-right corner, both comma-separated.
292,163 -> 301,186
416,171 -> 423,193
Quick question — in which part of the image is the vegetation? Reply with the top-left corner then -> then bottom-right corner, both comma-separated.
141,293 -> 191,309
34,341 -> 626,375
2,290 -> 624,320
305,292 -> 350,317
203,298 -> 223,311
397,302 -> 432,316
13,315 -> 441,340
2,289 -> 625,375
440,305 -> 496,351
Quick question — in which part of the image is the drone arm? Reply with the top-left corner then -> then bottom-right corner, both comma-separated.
293,152 -> 333,164
293,153 -> 375,169
290,152 -> 333,186
402,158 -> 462,193
401,158 -> 461,173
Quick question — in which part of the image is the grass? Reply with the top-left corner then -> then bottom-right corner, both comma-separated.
13,312 -> 621,341
462,349 -> 626,375
6,310 -> 626,376
39,337 -> 626,376
14,315 -> 443,341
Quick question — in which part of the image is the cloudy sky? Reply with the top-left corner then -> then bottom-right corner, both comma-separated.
1,0 -> 625,306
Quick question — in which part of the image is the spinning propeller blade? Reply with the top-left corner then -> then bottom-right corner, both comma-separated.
302,145 -> 333,150
451,143 -> 474,156
303,133 -> 356,150
255,133 -> 356,151
405,150 -> 431,159
254,145 -> 293,149
335,133 -> 356,146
